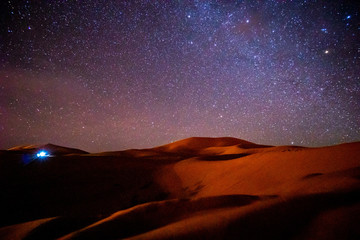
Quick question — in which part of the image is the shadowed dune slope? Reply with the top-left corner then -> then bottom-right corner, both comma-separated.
0,138 -> 359,239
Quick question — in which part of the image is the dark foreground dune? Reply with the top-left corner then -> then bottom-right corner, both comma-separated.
0,137 -> 359,239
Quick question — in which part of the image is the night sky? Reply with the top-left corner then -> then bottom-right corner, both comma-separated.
1,0 -> 359,152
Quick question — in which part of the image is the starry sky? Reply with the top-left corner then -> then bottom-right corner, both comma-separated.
1,0 -> 359,152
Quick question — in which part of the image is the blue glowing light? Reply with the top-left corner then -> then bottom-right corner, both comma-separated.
36,151 -> 49,158
346,15 -> 351,19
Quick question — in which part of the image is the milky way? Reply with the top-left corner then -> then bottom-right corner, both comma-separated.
1,0 -> 359,152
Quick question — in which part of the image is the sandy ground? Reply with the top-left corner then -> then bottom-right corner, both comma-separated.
0,137 -> 359,239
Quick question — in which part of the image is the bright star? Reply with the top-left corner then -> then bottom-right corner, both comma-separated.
324,50 -> 329,54
346,15 -> 351,19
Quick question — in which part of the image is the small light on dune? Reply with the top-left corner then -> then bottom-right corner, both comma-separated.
36,150 -> 49,158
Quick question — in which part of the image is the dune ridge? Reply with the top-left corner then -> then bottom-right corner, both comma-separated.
0,137 -> 359,239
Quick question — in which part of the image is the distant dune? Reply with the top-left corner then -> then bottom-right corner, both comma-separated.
0,137 -> 359,239
7,143 -> 89,155
152,137 -> 270,154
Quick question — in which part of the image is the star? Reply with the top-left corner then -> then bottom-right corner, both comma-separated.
1,0 -> 359,151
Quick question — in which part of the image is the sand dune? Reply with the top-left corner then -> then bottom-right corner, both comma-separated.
152,137 -> 269,155
7,143 -> 88,155
0,217 -> 56,240
0,137 -> 359,239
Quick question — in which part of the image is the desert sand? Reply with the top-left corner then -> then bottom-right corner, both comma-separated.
0,137 -> 359,239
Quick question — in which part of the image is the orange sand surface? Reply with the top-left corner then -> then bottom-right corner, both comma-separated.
1,137 -> 359,239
